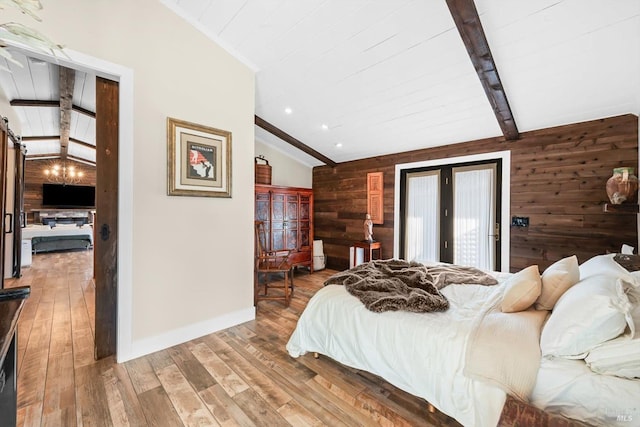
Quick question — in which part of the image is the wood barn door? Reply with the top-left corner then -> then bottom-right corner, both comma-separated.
11,141 -> 26,277
94,77 -> 119,359
0,119 -> 8,285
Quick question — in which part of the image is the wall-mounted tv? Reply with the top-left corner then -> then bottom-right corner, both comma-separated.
42,183 -> 96,208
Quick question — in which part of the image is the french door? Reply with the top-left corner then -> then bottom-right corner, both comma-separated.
400,160 -> 501,271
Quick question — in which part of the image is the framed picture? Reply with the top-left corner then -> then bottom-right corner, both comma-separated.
167,117 -> 232,198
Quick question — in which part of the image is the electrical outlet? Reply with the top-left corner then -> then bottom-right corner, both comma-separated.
511,216 -> 529,227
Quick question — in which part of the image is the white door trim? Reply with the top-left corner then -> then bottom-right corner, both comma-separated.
7,44 -> 135,361
394,150 -> 511,272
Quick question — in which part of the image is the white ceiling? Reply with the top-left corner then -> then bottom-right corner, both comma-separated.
0,1 -> 637,168
165,0 -> 640,167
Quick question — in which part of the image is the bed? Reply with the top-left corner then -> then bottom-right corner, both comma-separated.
286,255 -> 640,427
21,224 -> 93,253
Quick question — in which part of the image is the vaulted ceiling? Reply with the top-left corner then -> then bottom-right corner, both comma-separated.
166,0 -> 639,166
0,51 -> 96,165
0,1 -> 637,169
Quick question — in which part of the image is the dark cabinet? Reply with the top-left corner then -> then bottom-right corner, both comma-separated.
255,184 -> 313,271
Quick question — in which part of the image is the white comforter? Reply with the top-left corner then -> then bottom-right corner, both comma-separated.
286,283 -> 507,427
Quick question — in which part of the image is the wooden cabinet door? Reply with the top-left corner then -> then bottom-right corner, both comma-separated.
270,191 -> 286,250
284,193 -> 299,251
299,192 -> 311,252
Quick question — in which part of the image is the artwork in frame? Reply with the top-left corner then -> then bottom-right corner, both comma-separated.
167,117 -> 232,197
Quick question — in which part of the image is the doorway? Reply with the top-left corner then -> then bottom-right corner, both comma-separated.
393,150 -> 511,272
0,46 -> 127,360
400,160 -> 501,271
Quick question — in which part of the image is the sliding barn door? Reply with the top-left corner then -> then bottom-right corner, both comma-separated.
0,119 -> 8,286
11,142 -> 26,277
95,77 -> 119,359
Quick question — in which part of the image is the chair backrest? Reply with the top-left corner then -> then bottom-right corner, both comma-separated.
255,221 -> 268,258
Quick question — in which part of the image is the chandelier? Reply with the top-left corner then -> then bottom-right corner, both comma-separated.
43,162 -> 84,184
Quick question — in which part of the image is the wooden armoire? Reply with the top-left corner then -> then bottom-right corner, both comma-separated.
255,184 -> 314,272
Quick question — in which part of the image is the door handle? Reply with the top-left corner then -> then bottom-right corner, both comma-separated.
5,213 -> 12,234
100,224 -> 110,241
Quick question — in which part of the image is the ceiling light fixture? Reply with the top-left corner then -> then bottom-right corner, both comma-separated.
43,162 -> 84,185
335,143 -> 343,148
284,107 -> 293,114
321,124 -> 329,130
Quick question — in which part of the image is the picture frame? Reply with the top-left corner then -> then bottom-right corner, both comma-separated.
167,117 -> 232,198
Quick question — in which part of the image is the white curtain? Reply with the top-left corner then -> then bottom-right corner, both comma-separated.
453,166 -> 495,270
405,172 -> 439,263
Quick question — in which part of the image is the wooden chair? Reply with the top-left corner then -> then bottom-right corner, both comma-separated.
254,220 -> 294,307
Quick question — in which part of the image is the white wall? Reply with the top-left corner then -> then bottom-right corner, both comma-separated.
255,139 -> 313,188
3,0 -> 255,361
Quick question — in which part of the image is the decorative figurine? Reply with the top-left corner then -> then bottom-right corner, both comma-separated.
364,213 -> 374,242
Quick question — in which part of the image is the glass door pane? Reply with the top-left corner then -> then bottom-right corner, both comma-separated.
452,165 -> 496,270
405,171 -> 440,264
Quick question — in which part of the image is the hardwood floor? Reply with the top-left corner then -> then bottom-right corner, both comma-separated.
6,251 -> 460,427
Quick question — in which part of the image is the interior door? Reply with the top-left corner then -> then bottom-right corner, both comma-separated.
94,77 -> 119,359
11,141 -> 26,277
0,119 -> 8,286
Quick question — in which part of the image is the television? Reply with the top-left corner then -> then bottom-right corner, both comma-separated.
42,183 -> 96,208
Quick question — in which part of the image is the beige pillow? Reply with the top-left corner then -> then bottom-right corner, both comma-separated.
501,265 -> 542,313
535,255 -> 579,310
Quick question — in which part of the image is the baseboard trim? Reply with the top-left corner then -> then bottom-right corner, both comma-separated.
120,307 -> 256,362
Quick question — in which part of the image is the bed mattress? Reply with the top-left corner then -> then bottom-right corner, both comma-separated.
287,283 -> 507,427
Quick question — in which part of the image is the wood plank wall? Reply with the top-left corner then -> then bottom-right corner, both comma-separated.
313,114 -> 638,272
24,159 -> 97,223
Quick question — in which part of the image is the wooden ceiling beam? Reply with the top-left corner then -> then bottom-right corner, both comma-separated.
21,135 -> 96,151
67,154 -> 96,166
26,153 -> 60,159
59,67 -> 75,159
255,115 -> 337,167
446,0 -> 519,140
69,137 -> 96,150
9,99 -> 96,118
10,99 -> 59,108
21,135 -> 59,141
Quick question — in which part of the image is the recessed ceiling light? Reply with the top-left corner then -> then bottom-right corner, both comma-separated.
335,143 -> 343,148
284,107 -> 293,114
321,124 -> 329,131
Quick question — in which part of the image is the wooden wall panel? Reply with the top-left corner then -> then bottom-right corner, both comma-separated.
313,114 -> 638,272
24,159 -> 97,223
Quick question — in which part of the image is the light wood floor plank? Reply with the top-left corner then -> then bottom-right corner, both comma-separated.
198,334 -> 292,409
137,387 -> 183,427
198,384 -> 255,427
123,357 -> 161,395
167,344 -> 217,392
155,364 -> 220,426
187,341 -> 249,397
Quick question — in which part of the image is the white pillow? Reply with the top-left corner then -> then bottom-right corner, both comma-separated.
580,254 -> 637,283
585,338 -> 640,379
27,224 -> 51,230
540,275 -> 633,358
54,223 -> 79,228
534,255 -> 579,310
585,302 -> 640,378
501,265 -> 541,313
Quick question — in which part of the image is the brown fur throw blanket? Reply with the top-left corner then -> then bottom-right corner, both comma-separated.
324,259 -> 498,313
